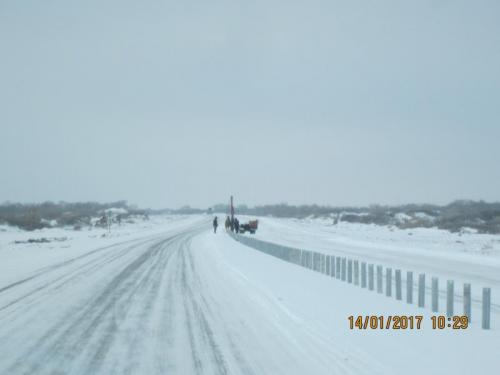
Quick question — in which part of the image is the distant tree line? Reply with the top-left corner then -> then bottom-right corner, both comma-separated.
0,201 -> 147,231
212,200 -> 500,234
3,200 -> 500,234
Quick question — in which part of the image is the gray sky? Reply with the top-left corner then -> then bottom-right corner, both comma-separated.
1,0 -> 499,209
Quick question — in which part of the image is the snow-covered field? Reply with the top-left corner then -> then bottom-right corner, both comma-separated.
0,215 -> 199,287
246,216 -> 500,313
0,215 -> 498,374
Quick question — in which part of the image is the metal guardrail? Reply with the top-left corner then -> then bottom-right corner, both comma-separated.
228,231 -> 493,329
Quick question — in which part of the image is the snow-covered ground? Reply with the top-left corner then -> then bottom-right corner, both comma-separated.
0,215 -> 199,287
0,215 -> 498,374
244,216 -> 500,314
250,216 -> 500,261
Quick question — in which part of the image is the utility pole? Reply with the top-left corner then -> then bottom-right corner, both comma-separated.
230,195 -> 234,224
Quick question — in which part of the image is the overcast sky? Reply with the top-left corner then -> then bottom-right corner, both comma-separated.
1,0 -> 499,209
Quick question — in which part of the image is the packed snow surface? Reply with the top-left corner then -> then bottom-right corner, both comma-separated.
0,215 -> 498,374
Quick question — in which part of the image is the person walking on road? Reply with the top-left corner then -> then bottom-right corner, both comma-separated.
213,216 -> 218,233
234,217 -> 240,233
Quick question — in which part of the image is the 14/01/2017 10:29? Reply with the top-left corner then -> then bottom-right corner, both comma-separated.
348,315 -> 469,330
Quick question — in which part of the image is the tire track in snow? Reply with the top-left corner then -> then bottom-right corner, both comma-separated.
179,240 -> 229,375
5,235 -> 179,374
0,235 -> 164,317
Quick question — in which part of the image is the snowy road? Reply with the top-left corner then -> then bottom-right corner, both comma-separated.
0,218 -> 372,375
1,217 -> 498,375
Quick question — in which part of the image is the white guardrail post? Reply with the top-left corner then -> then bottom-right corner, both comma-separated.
463,283 -> 471,321
347,260 -> 353,283
482,287 -> 491,329
446,280 -> 454,317
368,264 -> 374,291
407,271 -> 413,304
386,268 -> 392,297
376,265 -> 383,293
418,273 -> 425,308
353,261 -> 359,285
361,262 -> 367,288
395,269 -> 402,300
431,277 -> 439,313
